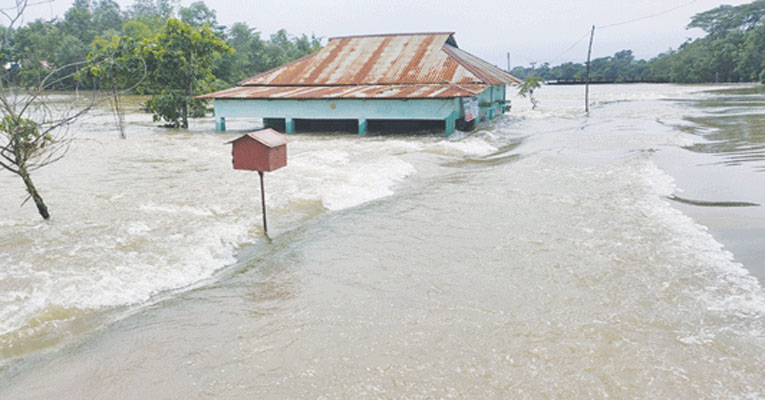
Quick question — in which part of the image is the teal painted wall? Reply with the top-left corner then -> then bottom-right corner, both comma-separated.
212,85 -> 508,135
214,98 -> 457,121
474,84 -> 507,121
451,85 -> 507,123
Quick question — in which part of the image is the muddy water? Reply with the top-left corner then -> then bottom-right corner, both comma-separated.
1,84 -> 764,398
657,85 -> 765,284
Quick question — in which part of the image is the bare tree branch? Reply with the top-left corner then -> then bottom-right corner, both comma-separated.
0,0 -> 104,219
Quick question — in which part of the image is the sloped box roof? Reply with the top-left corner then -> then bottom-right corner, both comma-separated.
200,32 -> 520,100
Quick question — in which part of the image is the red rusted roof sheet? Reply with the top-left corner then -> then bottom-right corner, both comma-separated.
443,45 -> 521,85
226,128 -> 290,147
198,83 -> 488,100
201,32 -> 519,100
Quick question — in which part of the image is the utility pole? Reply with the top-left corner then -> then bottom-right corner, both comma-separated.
585,25 -> 595,114
507,51 -> 511,73
258,171 -> 268,234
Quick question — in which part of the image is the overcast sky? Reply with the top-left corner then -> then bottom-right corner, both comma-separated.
20,0 -> 754,68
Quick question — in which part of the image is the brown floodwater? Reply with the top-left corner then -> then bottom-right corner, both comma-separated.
1,84 -> 763,398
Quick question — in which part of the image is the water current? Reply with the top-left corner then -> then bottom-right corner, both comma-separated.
1,84 -> 764,398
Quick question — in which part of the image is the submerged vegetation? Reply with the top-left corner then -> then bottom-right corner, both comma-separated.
517,76 -> 543,109
0,0 -> 320,220
0,1 -> 106,220
0,0 -> 762,221
511,1 -> 765,84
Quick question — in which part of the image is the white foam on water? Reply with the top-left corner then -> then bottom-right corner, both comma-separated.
505,84 -> 765,345
274,141 -> 418,211
0,215 -> 253,338
424,135 -> 499,157
637,161 -> 765,320
138,203 -> 215,217
0,131 -> 450,352
3,84 -> 763,384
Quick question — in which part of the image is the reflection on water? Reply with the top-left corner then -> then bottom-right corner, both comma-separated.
684,86 -> 765,172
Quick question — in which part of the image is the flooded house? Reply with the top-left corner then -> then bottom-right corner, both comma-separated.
199,32 -> 520,136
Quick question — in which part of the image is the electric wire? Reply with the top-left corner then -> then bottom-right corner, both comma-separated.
530,0 -> 700,67
547,30 -> 593,65
596,0 -> 698,29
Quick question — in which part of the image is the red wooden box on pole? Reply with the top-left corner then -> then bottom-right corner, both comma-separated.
227,128 -> 290,235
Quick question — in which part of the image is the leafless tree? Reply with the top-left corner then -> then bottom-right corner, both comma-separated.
0,0 -> 98,219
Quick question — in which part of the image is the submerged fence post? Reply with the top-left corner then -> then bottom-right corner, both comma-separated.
258,170 -> 268,234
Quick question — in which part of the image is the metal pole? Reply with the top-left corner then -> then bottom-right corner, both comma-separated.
585,25 -> 595,114
258,170 -> 267,234
507,51 -> 511,73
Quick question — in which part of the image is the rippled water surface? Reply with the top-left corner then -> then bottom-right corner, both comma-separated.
1,84 -> 764,398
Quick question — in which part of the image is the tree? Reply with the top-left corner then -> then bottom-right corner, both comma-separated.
736,24 -> 765,81
688,1 -> 765,35
122,19 -> 155,39
59,0 -> 95,44
179,1 -> 217,28
10,20 -> 77,88
85,35 -> 146,138
127,0 -> 176,32
645,50 -> 675,82
92,0 -> 124,35
129,0 -> 177,20
213,22 -> 260,83
142,18 -> 231,128
179,1 -> 225,39
0,0 -> 100,220
610,50 -> 636,82
517,76 -> 543,110
502,0 -> 764,84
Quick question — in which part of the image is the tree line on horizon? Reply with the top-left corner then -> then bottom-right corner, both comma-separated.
3,0 -> 762,95
1,0 -> 762,221
0,0 -> 321,126
0,0 -> 323,220
510,1 -> 765,84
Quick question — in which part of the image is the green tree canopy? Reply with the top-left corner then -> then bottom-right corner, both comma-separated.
92,0 -> 124,35
179,1 -> 217,27
85,34 -> 146,137
129,0 -> 177,20
10,20 -> 89,88
142,18 -> 231,128
60,0 -> 95,44
517,76 -> 543,109
688,0 -> 765,35
2,0 -> 324,90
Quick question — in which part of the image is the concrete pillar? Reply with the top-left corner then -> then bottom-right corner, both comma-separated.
445,112 -> 456,137
358,118 -> 367,135
285,118 -> 295,134
215,115 -> 226,131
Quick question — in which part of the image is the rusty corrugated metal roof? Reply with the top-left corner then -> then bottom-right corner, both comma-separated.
198,83 -> 488,99
226,128 -> 289,147
443,45 -> 521,85
202,32 -> 518,100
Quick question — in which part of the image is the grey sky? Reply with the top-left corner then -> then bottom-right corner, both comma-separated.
20,0 -> 753,68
